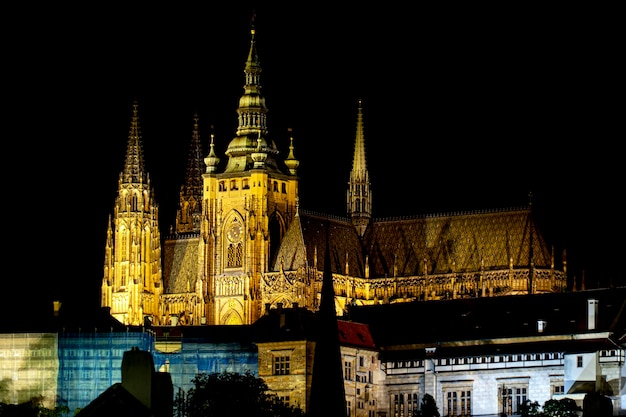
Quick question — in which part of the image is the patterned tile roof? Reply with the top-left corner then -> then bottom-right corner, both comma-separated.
274,206 -> 552,278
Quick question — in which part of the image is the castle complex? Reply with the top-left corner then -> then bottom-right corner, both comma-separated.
100,19 -> 568,327
2,18 -> 623,417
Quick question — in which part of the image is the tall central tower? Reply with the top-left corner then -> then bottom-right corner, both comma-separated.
200,20 -> 300,325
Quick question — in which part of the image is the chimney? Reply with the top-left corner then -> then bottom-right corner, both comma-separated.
53,301 -> 62,317
587,298 -> 598,330
537,320 -> 547,333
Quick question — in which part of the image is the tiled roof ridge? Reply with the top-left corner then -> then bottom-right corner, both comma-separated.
299,209 -> 350,223
374,205 -> 530,222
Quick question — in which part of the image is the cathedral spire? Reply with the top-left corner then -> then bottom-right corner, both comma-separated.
223,15 -> 284,174
347,99 -> 371,237
122,100 -> 147,184
175,113 -> 204,234
236,14 -> 267,138
102,100 -> 163,326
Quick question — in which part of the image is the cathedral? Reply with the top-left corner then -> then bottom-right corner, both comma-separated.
101,21 -> 567,327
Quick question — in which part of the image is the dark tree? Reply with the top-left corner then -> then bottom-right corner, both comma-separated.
419,393 -> 440,417
182,370 -> 304,417
541,398 -> 581,416
0,396 -> 69,417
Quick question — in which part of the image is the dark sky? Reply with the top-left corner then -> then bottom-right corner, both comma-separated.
6,4 -> 622,318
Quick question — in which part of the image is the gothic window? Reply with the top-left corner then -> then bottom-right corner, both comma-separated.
226,242 -> 243,268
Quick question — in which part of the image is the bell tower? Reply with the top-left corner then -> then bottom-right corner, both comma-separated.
200,17 -> 299,325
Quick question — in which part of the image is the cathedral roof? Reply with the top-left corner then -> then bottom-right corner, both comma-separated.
364,206 -> 550,276
272,210 -> 364,275
274,206 -> 553,278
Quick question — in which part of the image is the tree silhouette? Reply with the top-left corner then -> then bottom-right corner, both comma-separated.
181,370 -> 304,417
418,393 -> 440,417
0,396 -> 69,417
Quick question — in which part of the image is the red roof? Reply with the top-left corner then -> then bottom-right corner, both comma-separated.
337,320 -> 376,349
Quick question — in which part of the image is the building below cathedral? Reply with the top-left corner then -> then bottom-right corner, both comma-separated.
101,16 -> 567,329
1,287 -> 624,416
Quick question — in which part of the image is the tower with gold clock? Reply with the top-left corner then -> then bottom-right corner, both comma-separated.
198,22 -> 300,325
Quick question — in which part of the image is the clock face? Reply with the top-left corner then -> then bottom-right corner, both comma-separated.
227,223 -> 242,242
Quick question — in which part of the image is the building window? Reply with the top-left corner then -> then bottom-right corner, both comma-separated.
444,389 -> 471,417
219,181 -> 226,191
281,182 -> 286,193
500,384 -> 527,415
552,383 -> 565,396
577,355 -> 583,367
344,361 -> 352,380
407,393 -> 419,416
273,355 -> 290,375
393,393 -> 404,417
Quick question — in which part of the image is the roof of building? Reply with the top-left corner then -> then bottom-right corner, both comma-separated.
337,319 -> 376,349
75,383 -> 152,417
274,206 -> 553,278
348,287 -> 626,360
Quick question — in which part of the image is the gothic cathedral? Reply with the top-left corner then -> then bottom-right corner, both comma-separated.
102,22 -> 567,327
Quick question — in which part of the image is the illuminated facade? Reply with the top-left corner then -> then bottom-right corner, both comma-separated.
101,20 -> 567,328
101,102 -> 163,326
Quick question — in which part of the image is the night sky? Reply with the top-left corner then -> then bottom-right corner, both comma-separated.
6,4 -> 621,320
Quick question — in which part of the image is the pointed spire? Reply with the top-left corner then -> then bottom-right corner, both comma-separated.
347,99 -> 372,237
223,15 -> 284,174
352,99 -> 367,175
236,13 -> 267,138
175,113 -> 205,234
122,100 -> 147,184
182,113 -> 205,197
308,221 -> 347,417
